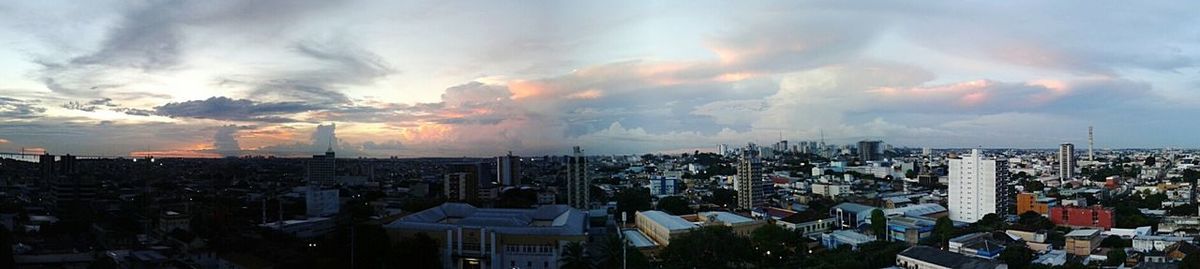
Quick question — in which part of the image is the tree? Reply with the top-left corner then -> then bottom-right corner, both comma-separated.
0,226 -> 12,269
932,216 -> 955,249
1182,252 -> 1200,269
1099,235 -> 1130,248
999,245 -> 1034,269
616,188 -> 652,222
1105,248 -> 1127,266
352,224 -> 391,269
706,189 -> 738,209
1145,156 -> 1157,167
560,242 -> 591,269
1016,211 -> 1055,231
751,224 -> 804,268
973,213 -> 1006,232
657,196 -> 694,215
597,236 -> 649,269
390,233 -> 441,269
870,209 -> 887,240
659,226 -> 755,269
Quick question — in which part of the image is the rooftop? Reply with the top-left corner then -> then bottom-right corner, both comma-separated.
1066,229 -> 1101,238
385,203 -> 587,236
640,210 -> 699,231
622,229 -> 657,248
831,202 -> 877,214
898,246 -> 1004,269
700,211 -> 755,225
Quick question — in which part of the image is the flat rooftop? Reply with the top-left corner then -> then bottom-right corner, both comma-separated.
639,210 -> 698,231
385,203 -> 586,236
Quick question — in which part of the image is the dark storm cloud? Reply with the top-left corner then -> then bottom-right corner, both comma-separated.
153,96 -> 324,122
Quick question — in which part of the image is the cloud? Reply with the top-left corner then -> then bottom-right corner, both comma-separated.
213,125 -> 241,157
0,97 -> 47,119
153,96 -> 322,122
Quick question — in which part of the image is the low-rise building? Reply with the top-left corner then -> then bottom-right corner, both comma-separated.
948,232 -> 1006,259
830,202 -> 877,230
896,246 -> 1007,269
1132,235 -> 1194,253
1015,192 -> 1055,216
385,203 -> 588,269
821,230 -> 875,250
635,210 -> 698,247
1050,206 -> 1113,230
1065,229 -> 1102,256
887,216 -> 936,245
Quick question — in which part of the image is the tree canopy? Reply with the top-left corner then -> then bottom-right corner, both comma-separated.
659,226 -> 756,269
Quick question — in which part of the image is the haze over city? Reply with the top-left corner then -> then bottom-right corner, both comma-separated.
1,1 -> 1198,158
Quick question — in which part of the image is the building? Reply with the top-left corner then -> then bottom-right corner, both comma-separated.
158,211 -> 190,233
648,176 -> 679,197
696,211 -> 764,237
305,188 -> 340,217
736,150 -> 765,210
858,140 -> 883,162
948,233 -> 1007,259
445,163 -> 482,203
635,210 -> 698,247
566,146 -> 589,210
1049,206 -> 1113,230
387,203 -> 587,269
811,183 -> 851,197
1059,143 -> 1075,181
779,210 -> 836,237
1064,229 -> 1101,256
51,176 -> 99,218
948,149 -> 1012,223
1132,235 -> 1193,252
820,230 -> 876,250
1015,193 -> 1056,216
887,216 -> 937,245
496,152 -> 522,186
306,148 -> 336,186
831,202 -> 878,230
260,217 -> 336,238
896,246 -> 1006,269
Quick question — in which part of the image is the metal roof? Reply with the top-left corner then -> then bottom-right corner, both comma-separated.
639,210 -> 698,231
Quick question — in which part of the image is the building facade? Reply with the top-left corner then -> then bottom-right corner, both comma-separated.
736,151 -> 765,210
948,149 -> 1012,223
496,153 -> 521,186
1015,193 -> 1055,216
1049,206 -> 1114,230
566,146 -> 589,210
858,140 -> 883,162
306,149 -> 336,186
386,203 -> 587,269
1059,143 -> 1075,181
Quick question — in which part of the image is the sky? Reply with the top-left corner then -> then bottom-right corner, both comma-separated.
0,1 -> 1198,157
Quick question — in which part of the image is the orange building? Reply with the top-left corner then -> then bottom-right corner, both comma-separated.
1016,193 -> 1056,216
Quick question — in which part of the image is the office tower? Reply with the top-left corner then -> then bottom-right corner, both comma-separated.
717,144 -> 729,156
39,153 -> 55,180
444,163 -> 480,202
948,149 -> 1012,223
52,176 -> 99,220
1059,143 -> 1075,182
307,147 -> 336,186
736,150 -> 765,210
496,152 -> 522,186
922,147 -> 932,156
858,140 -> 883,161
1088,126 -> 1095,162
566,146 -> 589,209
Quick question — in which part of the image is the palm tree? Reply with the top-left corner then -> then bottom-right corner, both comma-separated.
598,236 -> 623,269
560,241 -> 591,269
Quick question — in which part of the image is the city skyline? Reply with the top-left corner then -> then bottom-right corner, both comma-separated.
2,1 -> 1200,157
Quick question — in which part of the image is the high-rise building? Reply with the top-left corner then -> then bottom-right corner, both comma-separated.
496,152 -> 522,186
1059,143 -> 1075,181
307,148 -> 336,186
948,149 -> 1012,223
566,146 -> 589,209
1088,126 -> 1095,162
445,163 -> 485,202
858,140 -> 883,161
736,150 -> 765,210
717,144 -> 729,156
39,153 -> 55,180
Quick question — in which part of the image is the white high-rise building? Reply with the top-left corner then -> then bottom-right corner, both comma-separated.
1059,143 -> 1076,182
948,149 -> 1012,223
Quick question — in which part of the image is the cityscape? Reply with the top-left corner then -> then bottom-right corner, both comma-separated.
2,1 -> 1200,269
